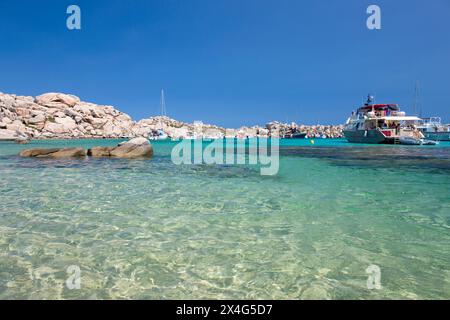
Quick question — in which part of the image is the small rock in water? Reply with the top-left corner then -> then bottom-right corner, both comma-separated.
89,138 -> 153,159
19,138 -> 153,159
19,147 -> 87,158
301,285 -> 331,300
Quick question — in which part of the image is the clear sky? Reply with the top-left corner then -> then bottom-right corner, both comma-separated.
0,0 -> 449,127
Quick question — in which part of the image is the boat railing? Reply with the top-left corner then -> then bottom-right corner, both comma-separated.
420,117 -> 442,125
399,128 -> 424,138
377,127 -> 421,138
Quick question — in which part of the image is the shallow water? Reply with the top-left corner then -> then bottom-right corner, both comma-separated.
0,139 -> 449,299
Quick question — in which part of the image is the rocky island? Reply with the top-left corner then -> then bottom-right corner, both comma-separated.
0,91 -> 344,141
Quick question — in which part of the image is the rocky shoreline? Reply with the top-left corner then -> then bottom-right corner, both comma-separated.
0,91 -> 344,141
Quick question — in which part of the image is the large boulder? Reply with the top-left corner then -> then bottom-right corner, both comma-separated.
27,114 -> 46,125
20,148 -> 87,158
6,120 -> 26,132
0,129 -> 18,140
0,94 -> 15,109
14,137 -> 29,144
35,93 -> 80,108
110,144 -> 152,158
49,148 -> 87,158
1,117 -> 12,124
88,137 -> 153,159
43,122 -> 67,134
118,137 -> 148,146
54,116 -> 77,130
20,148 -> 60,157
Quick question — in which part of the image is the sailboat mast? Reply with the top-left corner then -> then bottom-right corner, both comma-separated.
413,81 -> 420,116
160,89 -> 166,117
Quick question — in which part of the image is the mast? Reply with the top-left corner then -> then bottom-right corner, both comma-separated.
160,89 -> 167,117
413,81 -> 420,116
157,89 -> 167,132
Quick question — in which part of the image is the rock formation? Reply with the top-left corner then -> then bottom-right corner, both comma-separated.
87,137 -> 153,158
20,138 -> 153,159
1,91 -> 344,140
19,147 -> 87,158
1,92 -> 134,139
14,137 -> 29,144
266,121 -> 343,138
0,129 -> 18,140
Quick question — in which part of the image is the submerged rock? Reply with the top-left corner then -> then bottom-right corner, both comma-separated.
20,147 -> 87,158
301,285 -> 332,300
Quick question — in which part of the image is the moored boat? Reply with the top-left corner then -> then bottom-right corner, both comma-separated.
343,95 -> 424,144
417,117 -> 450,141
399,136 -> 422,145
422,139 -> 439,146
284,132 -> 307,139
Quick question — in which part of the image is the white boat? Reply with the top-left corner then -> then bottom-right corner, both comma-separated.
154,129 -> 168,140
399,136 -> 422,145
149,89 -> 170,140
417,117 -> 450,141
422,139 -> 439,146
399,136 -> 439,146
343,95 -> 423,144
411,82 -> 448,141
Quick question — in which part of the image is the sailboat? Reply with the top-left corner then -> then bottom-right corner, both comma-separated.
149,89 -> 169,140
413,81 -> 450,141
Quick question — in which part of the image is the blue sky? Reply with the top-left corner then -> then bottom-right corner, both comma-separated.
0,0 -> 449,127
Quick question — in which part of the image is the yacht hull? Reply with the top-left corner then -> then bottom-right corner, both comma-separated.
422,132 -> 450,141
343,129 -> 392,144
284,133 -> 307,139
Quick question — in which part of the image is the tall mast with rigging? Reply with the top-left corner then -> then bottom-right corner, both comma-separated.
160,89 -> 167,117
413,81 -> 421,117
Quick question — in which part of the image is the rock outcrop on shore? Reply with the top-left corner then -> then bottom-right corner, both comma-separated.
1,92 -> 134,140
0,129 -> 19,140
1,91 -> 344,140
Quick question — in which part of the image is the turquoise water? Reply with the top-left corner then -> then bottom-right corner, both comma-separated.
0,139 -> 449,299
